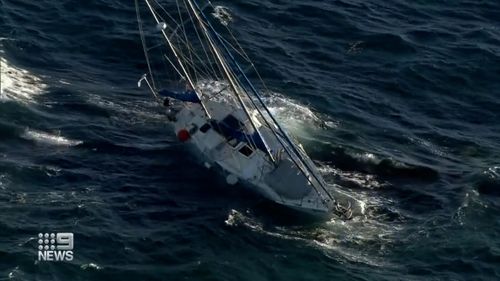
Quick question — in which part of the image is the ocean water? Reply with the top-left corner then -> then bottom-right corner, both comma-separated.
1,0 -> 499,280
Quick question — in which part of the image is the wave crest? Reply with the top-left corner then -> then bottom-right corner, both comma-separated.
0,54 -> 47,104
21,129 -> 83,146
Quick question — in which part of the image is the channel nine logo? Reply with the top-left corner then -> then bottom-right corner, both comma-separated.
37,232 -> 74,262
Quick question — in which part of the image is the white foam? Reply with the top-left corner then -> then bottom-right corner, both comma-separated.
407,135 -> 447,157
7,266 -> 23,279
212,6 -> 233,26
196,80 -> 336,138
81,263 -> 102,270
485,166 -> 500,179
58,79 -> 71,85
224,209 -> 399,268
21,129 -> 83,146
454,188 -> 488,226
86,93 -> 165,124
318,163 -> 387,190
0,54 -> 47,104
0,174 -> 9,190
264,93 -> 324,131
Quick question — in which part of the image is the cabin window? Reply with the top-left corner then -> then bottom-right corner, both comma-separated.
238,145 -> 254,157
200,123 -> 211,133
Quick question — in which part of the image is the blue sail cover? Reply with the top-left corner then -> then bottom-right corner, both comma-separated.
214,115 -> 268,152
159,89 -> 201,103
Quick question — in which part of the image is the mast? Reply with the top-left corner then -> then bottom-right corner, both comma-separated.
142,0 -> 211,118
135,0 -> 346,211
184,0 -> 277,164
188,0 -> 335,204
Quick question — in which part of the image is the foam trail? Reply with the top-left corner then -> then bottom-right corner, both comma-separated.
21,129 -> 83,146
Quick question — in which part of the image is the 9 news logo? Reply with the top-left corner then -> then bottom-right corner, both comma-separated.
37,232 -> 74,262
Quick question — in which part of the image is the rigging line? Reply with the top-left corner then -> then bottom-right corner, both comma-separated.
183,0 -> 220,80
216,30 -> 253,64
193,1 -> 333,202
207,83 -> 230,100
213,32 -> 331,196
186,2 -> 227,82
135,0 -> 158,92
176,0 -> 198,82
183,0 -> 217,79
163,54 -> 185,80
153,7 -> 220,85
146,42 -> 168,51
150,0 -> 214,83
214,41 -> 275,160
224,76 -> 261,152
212,3 -> 273,101
167,34 -> 215,79
197,13 -> 313,173
149,3 -> 195,77
144,0 -> 211,118
175,49 -> 213,79
150,0 -> 182,28
206,1 -> 254,65
171,33 -> 214,82
164,40 -> 213,81
155,4 -> 221,78
154,0 -> 210,42
214,28 -> 273,96
186,0 -> 277,163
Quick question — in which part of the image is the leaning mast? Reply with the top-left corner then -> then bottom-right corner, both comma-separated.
187,0 -> 335,205
184,0 -> 277,164
140,0 -> 211,118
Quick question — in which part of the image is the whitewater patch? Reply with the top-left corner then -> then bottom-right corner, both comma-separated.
212,5 -> 233,26
485,166 -> 500,179
80,263 -> 103,271
224,209 -> 400,268
0,54 -> 47,104
85,93 -> 165,124
9,189 -> 104,208
21,129 -> 83,146
7,266 -> 26,280
0,174 -> 10,190
318,162 -> 388,190
264,92 -> 338,133
407,135 -> 448,158
196,80 -> 337,140
454,188 -> 489,226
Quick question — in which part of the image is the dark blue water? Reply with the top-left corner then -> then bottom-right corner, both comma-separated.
1,0 -> 499,280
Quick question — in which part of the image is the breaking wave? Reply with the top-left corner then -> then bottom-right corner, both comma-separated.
317,146 -> 440,182
0,50 -> 47,104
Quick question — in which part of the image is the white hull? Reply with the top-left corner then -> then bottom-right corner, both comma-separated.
167,99 -> 361,217
135,0 -> 363,218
